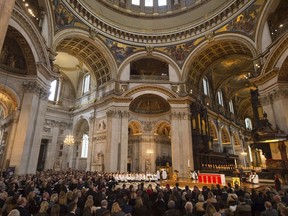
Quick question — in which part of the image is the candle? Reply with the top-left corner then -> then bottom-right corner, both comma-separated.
188,159 -> 190,167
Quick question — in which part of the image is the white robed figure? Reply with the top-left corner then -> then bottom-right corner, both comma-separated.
156,170 -> 160,181
190,170 -> 198,180
162,170 -> 168,180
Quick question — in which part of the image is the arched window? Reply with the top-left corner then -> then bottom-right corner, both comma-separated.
48,80 -> 58,101
82,74 -> 90,94
132,0 -> 140,5
202,76 -> 210,96
145,0 -> 153,7
158,0 -> 167,6
245,118 -> 253,130
229,100 -> 234,113
217,90 -> 224,106
81,134 -> 89,158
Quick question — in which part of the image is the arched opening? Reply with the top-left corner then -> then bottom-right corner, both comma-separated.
0,87 -> 18,171
154,121 -> 171,172
221,127 -> 231,154
0,26 -> 36,75
71,118 -> 89,171
208,120 -> 219,152
130,58 -> 169,81
128,93 -> 171,173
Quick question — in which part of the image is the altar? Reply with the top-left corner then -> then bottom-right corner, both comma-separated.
198,173 -> 226,185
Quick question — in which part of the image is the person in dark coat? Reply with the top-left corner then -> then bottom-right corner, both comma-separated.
132,197 -> 149,216
152,193 -> 166,216
65,202 -> 77,216
260,201 -> 278,216
235,196 -> 252,216
95,200 -> 109,216
16,197 -> 31,216
163,200 -> 181,216
274,175 -> 281,192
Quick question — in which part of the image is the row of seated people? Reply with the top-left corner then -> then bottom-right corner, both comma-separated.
113,172 -> 160,182
0,170 -> 287,216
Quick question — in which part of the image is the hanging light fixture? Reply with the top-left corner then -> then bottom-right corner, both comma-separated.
64,134 -> 75,145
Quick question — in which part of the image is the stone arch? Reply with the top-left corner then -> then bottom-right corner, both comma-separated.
117,51 -> 181,82
73,117 -> 90,139
182,33 -> 257,85
278,55 -> 288,81
38,0 -> 55,48
208,120 -> 218,140
73,117 -> 90,169
128,120 -> 142,135
52,29 -> 117,86
0,84 -> 19,119
1,26 -> 37,76
153,120 -> 171,137
232,132 -> 241,146
260,32 -> 288,78
220,126 -> 231,144
123,84 -> 179,100
153,120 -> 172,168
254,0 -> 281,53
10,9 -> 51,71
129,94 -> 171,115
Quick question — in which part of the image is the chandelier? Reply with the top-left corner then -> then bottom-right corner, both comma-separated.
64,134 -> 75,145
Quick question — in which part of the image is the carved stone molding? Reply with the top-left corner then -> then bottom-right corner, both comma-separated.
89,27 -> 99,39
123,85 -> 178,98
44,119 -> 72,128
23,81 -> 50,100
128,136 -> 170,144
106,110 -> 130,118
93,135 -> 106,142
146,46 -> 154,55
170,111 -> 191,120
140,121 -> 157,132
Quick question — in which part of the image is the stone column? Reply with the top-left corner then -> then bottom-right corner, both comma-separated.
86,115 -> 95,171
120,111 -> 129,172
45,126 -> 60,169
0,0 -> 15,51
170,109 -> 193,178
9,82 -> 49,174
106,110 -> 122,172
26,90 -> 49,173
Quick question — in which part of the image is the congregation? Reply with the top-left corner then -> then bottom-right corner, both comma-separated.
0,170 -> 287,216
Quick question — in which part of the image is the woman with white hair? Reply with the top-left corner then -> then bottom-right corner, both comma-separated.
183,201 -> 194,216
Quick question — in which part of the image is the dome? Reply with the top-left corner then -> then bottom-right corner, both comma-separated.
67,0 -> 251,45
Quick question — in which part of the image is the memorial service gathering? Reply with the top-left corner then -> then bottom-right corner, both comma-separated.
1,0 -> 288,216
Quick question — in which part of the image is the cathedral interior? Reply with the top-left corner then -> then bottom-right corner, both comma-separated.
0,0 -> 288,180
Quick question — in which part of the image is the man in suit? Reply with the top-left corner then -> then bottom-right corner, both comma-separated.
95,199 -> 109,216
235,196 -> 252,216
261,201 -> 278,216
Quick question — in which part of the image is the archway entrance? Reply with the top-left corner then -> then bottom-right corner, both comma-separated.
128,94 -> 171,173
